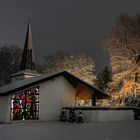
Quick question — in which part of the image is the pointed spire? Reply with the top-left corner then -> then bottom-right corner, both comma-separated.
20,18 -> 35,71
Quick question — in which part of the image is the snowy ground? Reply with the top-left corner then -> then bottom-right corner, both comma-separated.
0,120 -> 140,140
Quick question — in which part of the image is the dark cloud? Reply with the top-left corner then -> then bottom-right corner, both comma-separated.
0,0 -> 139,71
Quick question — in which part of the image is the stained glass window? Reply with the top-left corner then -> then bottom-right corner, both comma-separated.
11,86 -> 39,120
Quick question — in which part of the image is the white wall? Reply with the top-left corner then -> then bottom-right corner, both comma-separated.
83,110 -> 134,122
61,77 -> 76,107
0,95 -> 11,122
39,76 -> 76,121
0,75 -> 76,122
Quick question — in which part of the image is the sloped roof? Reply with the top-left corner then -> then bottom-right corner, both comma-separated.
0,71 -> 109,98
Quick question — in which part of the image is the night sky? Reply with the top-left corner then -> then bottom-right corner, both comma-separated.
0,0 -> 139,71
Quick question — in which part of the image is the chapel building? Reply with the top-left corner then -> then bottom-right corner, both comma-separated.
0,19 -> 109,122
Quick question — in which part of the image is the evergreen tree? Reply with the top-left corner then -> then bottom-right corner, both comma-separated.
95,66 -> 112,91
68,108 -> 76,122
59,109 -> 67,122
76,110 -> 84,123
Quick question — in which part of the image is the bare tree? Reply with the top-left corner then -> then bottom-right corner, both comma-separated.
0,45 -> 22,86
43,50 -> 96,85
106,15 -> 140,78
104,15 -> 140,106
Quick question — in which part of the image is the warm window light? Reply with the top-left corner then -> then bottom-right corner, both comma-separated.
76,100 -> 92,106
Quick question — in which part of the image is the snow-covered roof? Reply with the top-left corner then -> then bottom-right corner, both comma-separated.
0,75 -> 46,95
11,69 -> 40,77
0,71 -> 109,98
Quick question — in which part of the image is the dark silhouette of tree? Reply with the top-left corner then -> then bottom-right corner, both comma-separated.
95,66 -> 112,91
0,45 -> 22,86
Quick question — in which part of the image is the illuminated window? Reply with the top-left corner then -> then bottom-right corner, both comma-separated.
75,85 -> 92,106
11,86 -> 39,120
76,100 -> 92,106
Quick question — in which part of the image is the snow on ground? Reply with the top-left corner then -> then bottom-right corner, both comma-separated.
0,120 -> 140,140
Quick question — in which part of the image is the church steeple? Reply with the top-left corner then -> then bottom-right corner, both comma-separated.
20,18 -> 35,71
10,18 -> 40,83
